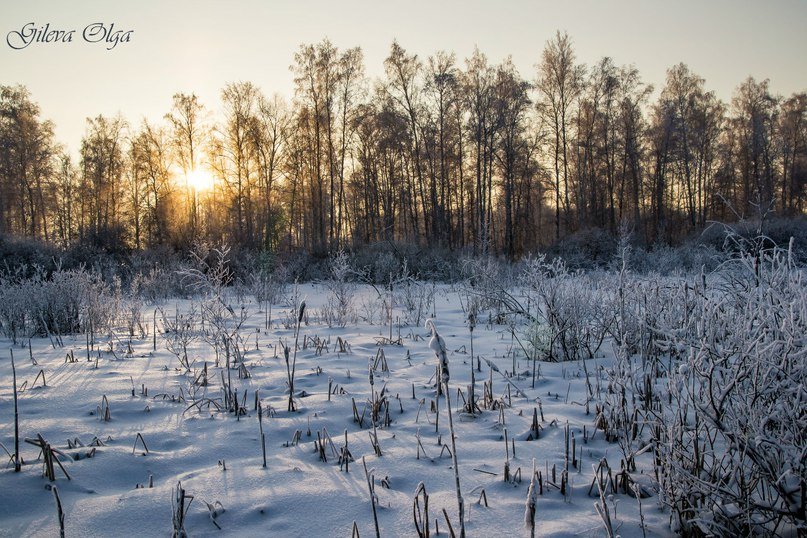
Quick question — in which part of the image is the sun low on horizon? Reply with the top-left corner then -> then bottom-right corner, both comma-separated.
186,168 -> 215,192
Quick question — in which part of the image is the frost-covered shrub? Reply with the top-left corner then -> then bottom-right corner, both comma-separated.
397,278 -> 434,328
620,241 -> 807,536
547,227 -> 618,270
461,256 -> 515,321
382,260 -> 436,328
0,265 -> 120,342
698,216 -> 807,263
411,246 -> 463,281
160,305 -> 199,371
136,265 -> 190,302
249,266 -> 288,310
523,318 -> 551,361
352,242 -> 461,283
321,250 -> 355,328
630,242 -> 723,275
127,251 -> 191,302
357,294 -> 382,325
281,250 -> 327,282
123,276 -> 147,337
353,245 -> 400,284
40,269 -> 89,335
592,235 -> 806,535
759,215 -> 807,262
180,245 -> 249,371
0,235 -> 60,277
519,255 -> 612,361
0,272 -> 31,343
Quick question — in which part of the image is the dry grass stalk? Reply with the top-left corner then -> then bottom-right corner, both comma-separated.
10,348 -> 20,472
52,486 -> 65,538
132,432 -> 149,455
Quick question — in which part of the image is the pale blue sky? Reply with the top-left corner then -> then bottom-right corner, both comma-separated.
2,0 -> 805,152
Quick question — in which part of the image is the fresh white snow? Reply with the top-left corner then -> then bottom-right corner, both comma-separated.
0,279 -> 738,536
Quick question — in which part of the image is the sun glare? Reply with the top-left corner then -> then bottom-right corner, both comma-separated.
187,169 -> 214,192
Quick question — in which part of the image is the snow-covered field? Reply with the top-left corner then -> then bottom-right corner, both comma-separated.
0,247 -> 804,537
0,282 -> 668,537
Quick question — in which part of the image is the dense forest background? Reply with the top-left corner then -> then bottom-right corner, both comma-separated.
2,32 -> 806,271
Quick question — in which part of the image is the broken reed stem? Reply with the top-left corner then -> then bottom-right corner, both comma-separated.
362,456 -> 381,538
414,482 -> 430,538
288,301 -> 306,412
258,399 -> 267,468
172,481 -> 193,538
477,489 -> 488,506
442,508 -> 457,538
435,386 -> 440,433
33,369 -> 46,387
442,376 -> 465,538
53,486 -> 65,538
11,349 -> 21,472
525,459 -> 537,538
25,434 -> 71,481
133,432 -> 149,454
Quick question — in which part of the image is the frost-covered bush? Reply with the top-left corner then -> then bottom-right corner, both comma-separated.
396,277 -> 435,328
631,242 -> 723,275
249,266 -> 288,311
0,265 -> 120,343
547,227 -> 618,270
43,269 -> 92,335
698,216 -> 807,263
127,248 -> 193,301
461,256 -> 515,322
123,276 -> 147,337
281,250 -> 327,282
0,235 -> 60,277
519,255 -> 613,361
591,234 -> 806,535
321,250 -> 355,328
597,238 -> 807,536
353,245 -> 400,284
648,239 -> 807,536
411,246 -> 463,281
364,259 -> 437,328
352,242 -> 461,283
160,305 -> 199,371
0,271 -> 31,343
180,245 -> 248,372
135,266 -> 191,302
522,318 -> 551,361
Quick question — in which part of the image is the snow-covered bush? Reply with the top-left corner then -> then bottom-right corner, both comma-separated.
631,242 -> 722,275
353,246 -> 400,284
650,238 -> 807,536
519,255 -> 613,361
160,305 -> 199,371
461,256 -> 514,322
0,270 -> 31,343
180,245 -> 247,372
383,260 -> 435,328
547,227 -> 617,270
249,266 -> 287,311
321,250 -> 355,328
397,277 -> 434,328
0,265 -> 120,343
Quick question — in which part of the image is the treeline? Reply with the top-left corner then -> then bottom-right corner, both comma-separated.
1,32 -> 805,258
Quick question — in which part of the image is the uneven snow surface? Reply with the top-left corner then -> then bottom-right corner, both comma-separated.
1,284 -> 674,537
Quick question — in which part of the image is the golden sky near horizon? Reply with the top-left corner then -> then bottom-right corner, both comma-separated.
2,0 -> 806,154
